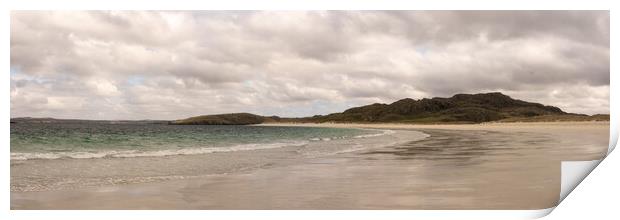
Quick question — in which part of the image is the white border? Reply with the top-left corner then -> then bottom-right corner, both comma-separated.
1,1 -> 617,219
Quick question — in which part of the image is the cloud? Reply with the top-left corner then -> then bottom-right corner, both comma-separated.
10,11 -> 609,119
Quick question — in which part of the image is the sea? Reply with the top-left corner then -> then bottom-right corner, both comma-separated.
10,121 -> 610,209
10,122 -> 383,160
10,121 -> 428,191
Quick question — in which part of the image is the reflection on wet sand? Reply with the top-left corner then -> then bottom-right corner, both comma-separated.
366,130 -> 555,163
11,123 -> 609,210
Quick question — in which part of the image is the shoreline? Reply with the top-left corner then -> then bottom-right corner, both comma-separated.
10,126 -> 400,162
11,121 -> 610,209
11,128 -> 428,192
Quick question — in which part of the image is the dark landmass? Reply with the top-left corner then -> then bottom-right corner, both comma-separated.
169,113 -> 269,125
294,92 -> 568,123
12,92 -> 610,125
168,92 -> 609,125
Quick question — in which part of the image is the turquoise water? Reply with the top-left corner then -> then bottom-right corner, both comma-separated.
10,122 -> 379,160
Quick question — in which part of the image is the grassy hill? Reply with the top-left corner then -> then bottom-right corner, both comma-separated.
293,92 -> 574,123
170,92 -> 609,125
169,113 -> 267,125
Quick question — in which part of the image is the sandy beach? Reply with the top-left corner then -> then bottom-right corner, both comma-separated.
11,122 -> 610,210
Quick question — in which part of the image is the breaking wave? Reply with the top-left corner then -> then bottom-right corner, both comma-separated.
11,141 -> 309,161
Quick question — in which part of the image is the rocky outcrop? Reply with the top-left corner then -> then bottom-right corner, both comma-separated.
302,92 -> 570,123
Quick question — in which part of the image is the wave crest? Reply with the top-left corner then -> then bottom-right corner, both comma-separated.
11,141 -> 308,161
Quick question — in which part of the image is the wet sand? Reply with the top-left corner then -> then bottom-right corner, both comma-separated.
11,122 -> 610,209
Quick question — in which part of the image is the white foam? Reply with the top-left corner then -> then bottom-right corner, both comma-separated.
10,129 -> 420,161
308,129 -> 395,143
354,129 -> 396,138
11,141 -> 308,161
333,130 -> 430,155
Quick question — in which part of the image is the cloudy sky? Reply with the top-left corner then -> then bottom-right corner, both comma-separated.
10,11 -> 609,120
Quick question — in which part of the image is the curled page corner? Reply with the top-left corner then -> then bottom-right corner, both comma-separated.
532,207 -> 556,219
559,160 -> 601,203
553,116 -> 615,210
557,118 -> 617,210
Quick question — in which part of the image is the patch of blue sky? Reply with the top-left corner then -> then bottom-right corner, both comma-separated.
126,75 -> 145,86
415,46 -> 429,55
10,67 -> 21,76
9,68 -> 48,84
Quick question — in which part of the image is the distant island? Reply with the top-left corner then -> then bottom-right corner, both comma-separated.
170,113 -> 268,125
12,92 -> 609,125
168,92 -> 609,125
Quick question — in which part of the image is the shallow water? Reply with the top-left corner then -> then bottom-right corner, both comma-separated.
11,122 -> 377,160
10,123 -> 419,192
11,124 -> 609,209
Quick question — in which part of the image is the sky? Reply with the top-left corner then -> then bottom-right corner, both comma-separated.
10,11 -> 610,120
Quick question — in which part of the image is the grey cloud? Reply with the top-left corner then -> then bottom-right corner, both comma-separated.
386,11 -> 609,46
10,11 -> 610,119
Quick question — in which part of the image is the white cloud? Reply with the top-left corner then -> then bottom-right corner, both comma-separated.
87,78 -> 120,97
10,11 -> 610,119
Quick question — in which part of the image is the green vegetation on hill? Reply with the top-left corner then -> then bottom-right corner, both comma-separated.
169,92 -> 610,125
170,113 -> 266,125
293,92 -> 571,123
14,93 -> 608,125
